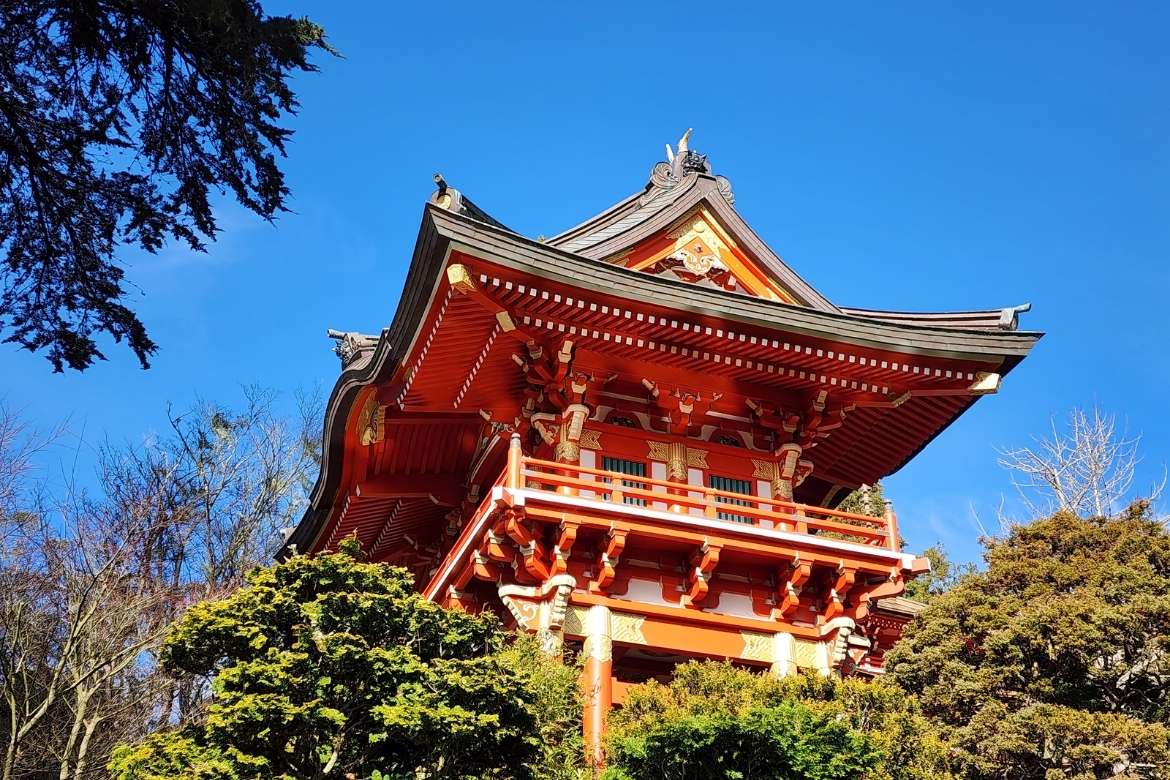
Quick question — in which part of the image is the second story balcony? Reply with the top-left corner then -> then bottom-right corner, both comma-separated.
425,435 -> 926,633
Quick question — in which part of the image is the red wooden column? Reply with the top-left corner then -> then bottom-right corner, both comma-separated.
581,604 -> 612,769
506,432 -> 523,489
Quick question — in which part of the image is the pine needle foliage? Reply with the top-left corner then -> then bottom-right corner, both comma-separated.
108,538 -> 582,779
0,1 -> 333,370
888,506 -> 1170,779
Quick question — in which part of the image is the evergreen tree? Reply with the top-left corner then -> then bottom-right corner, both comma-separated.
836,483 -> 886,518
888,505 -> 1170,778
604,661 -> 952,780
0,1 -> 332,370
901,544 -> 976,604
109,539 -> 579,779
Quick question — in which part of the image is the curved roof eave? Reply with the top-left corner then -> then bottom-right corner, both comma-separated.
431,205 -> 1043,361
284,203 -> 1043,558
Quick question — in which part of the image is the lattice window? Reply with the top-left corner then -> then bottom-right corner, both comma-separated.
708,474 -> 753,523
602,456 -> 647,506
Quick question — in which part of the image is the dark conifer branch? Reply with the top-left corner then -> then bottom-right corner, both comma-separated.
0,1 -> 334,371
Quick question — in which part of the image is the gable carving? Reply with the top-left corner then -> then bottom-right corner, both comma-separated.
614,208 -> 799,304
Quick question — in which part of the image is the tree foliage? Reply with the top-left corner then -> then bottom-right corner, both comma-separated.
836,483 -> 886,519
0,1 -> 332,370
888,506 -> 1170,779
604,661 -> 952,780
901,544 -> 975,605
495,637 -> 586,780
108,540 -> 576,780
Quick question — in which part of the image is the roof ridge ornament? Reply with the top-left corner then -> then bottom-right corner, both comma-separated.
646,129 -> 734,207
428,173 -> 514,232
327,329 -> 378,367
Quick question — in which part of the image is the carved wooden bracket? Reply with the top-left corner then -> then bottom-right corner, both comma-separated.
824,563 -> 857,622
471,551 -> 502,583
590,529 -> 628,593
748,391 -> 854,452
552,522 -> 578,575
681,542 -> 722,607
643,378 -> 723,435
751,444 -> 813,502
773,557 -> 812,619
444,586 -> 477,612
502,509 -> 551,582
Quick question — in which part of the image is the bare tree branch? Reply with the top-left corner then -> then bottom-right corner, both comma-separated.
998,407 -> 1163,521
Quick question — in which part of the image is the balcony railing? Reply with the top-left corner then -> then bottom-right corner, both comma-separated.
512,452 -> 898,551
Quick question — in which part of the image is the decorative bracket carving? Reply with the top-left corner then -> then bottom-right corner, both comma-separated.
824,563 -> 857,622
643,379 -> 723,436
681,542 -> 722,608
647,441 -> 709,481
590,529 -> 628,594
773,556 -> 812,619
502,509 -> 551,582
552,522 -> 578,575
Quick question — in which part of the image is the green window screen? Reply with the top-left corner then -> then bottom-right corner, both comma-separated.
601,456 -> 647,506
708,474 -> 753,523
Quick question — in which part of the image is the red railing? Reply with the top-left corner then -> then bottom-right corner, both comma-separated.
512,451 -> 897,550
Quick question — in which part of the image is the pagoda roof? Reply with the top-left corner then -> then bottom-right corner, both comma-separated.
543,170 -> 837,312
286,135 -> 1042,557
417,204 -> 1038,361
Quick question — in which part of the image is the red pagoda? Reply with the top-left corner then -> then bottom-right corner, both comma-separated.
285,131 -> 1040,760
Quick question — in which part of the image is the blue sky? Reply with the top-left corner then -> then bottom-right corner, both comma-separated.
2,1 -> 1167,564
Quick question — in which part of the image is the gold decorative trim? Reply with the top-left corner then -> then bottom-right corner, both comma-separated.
751,459 -> 776,480
357,395 -> 385,446
793,639 -> 820,671
610,612 -> 647,645
583,635 -> 613,663
562,605 -> 587,636
666,212 -> 731,256
740,631 -> 773,663
648,441 -> 709,476
555,440 -> 580,463
578,429 -> 602,450
687,448 -> 709,469
495,310 -> 516,331
647,441 -> 671,462
446,264 -> 477,295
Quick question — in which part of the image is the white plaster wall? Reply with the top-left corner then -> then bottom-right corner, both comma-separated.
580,449 -> 597,499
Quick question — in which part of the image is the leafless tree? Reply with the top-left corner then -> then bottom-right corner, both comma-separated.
0,386 -> 322,778
0,403 -> 62,547
98,384 -> 321,592
998,407 -> 1165,520
0,497 -> 174,780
